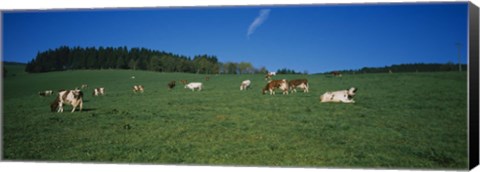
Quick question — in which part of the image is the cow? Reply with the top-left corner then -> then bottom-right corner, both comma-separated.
331,71 -> 342,77
93,87 -> 105,96
80,84 -> 88,89
38,90 -> 53,96
133,85 -> 144,93
185,82 -> 203,91
320,87 -> 357,103
50,89 -> 83,113
240,80 -> 251,91
265,72 -> 275,81
167,81 -> 176,90
288,79 -> 309,93
262,79 -> 289,95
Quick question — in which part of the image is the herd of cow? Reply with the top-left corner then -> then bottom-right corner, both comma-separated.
38,74 -> 358,113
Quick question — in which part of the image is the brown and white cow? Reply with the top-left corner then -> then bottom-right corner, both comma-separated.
38,90 -> 53,96
288,79 -> 309,93
93,87 -> 105,96
133,85 -> 144,93
50,89 -> 83,113
262,79 -> 289,95
167,81 -> 176,90
331,71 -> 342,77
320,87 -> 357,103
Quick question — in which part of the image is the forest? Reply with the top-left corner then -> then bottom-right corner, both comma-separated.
23,46 -> 466,75
325,63 -> 467,74
24,46 -> 272,74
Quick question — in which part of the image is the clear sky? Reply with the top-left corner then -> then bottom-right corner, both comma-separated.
2,2 -> 469,73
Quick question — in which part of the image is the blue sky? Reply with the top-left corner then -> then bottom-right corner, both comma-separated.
2,2 -> 469,73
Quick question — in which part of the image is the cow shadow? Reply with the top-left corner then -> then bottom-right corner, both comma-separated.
80,108 -> 96,112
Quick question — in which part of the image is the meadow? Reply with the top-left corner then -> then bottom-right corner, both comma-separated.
2,64 -> 468,170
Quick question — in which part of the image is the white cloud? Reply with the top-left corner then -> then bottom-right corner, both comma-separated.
247,9 -> 271,39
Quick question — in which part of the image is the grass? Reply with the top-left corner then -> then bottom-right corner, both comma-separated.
2,65 -> 468,170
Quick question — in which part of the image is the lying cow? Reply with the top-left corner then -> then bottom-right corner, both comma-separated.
93,87 -> 105,96
320,87 -> 357,103
38,90 -> 53,96
133,85 -> 144,93
185,82 -> 203,91
262,79 -> 289,95
50,89 -> 83,113
167,81 -> 176,90
289,79 -> 309,93
240,80 -> 251,90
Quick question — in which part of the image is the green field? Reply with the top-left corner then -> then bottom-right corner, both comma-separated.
2,65 -> 468,170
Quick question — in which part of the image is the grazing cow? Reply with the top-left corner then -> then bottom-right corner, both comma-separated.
262,79 -> 289,95
133,85 -> 144,93
50,89 -> 83,113
185,82 -> 203,91
288,79 -> 309,93
38,90 -> 53,96
320,87 -> 357,103
180,80 -> 188,85
331,71 -> 342,77
80,84 -> 88,89
93,87 -> 105,96
167,81 -> 176,90
240,80 -> 251,90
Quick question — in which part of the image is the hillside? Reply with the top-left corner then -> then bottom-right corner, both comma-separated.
2,69 -> 468,169
3,61 -> 27,77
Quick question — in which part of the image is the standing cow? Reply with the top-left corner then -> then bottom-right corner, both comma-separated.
240,80 -> 251,91
262,79 -> 289,95
38,90 -> 54,96
288,79 -> 309,93
93,87 -> 105,96
50,89 -> 84,113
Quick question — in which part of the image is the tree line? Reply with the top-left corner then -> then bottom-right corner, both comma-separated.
25,46 -> 276,74
325,63 -> 467,74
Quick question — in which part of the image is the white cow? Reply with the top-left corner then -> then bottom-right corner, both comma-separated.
320,87 -> 357,103
93,87 -> 105,96
51,89 -> 84,113
38,90 -> 53,96
185,82 -> 203,91
240,80 -> 251,90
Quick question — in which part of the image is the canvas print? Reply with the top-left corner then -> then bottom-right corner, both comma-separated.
2,2 -> 473,170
